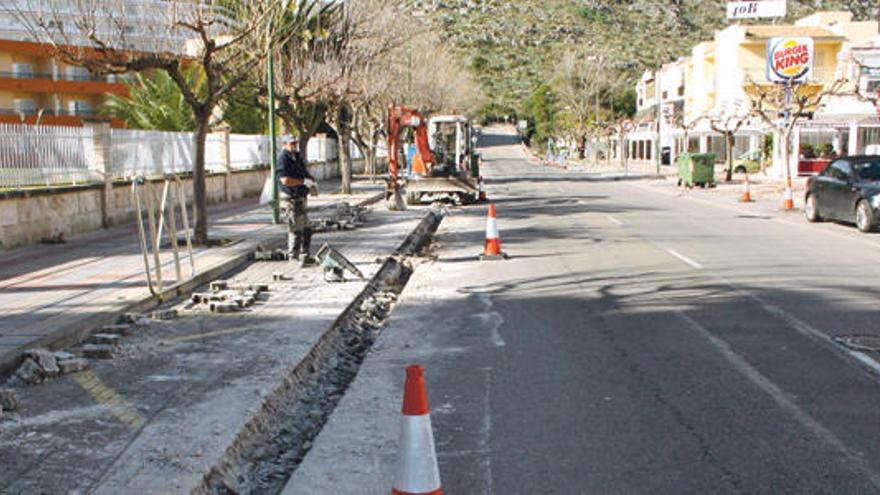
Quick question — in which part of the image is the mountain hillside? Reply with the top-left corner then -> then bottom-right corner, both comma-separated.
417,0 -> 879,113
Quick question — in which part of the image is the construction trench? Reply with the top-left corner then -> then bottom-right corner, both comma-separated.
198,209 -> 442,493
0,205 -> 443,494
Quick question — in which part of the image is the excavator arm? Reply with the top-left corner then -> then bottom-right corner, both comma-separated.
386,105 -> 435,200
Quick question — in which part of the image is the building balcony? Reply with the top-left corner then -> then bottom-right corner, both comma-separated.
0,71 -> 128,96
0,108 -> 99,117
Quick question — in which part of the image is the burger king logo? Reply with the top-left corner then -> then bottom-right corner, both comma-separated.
767,37 -> 814,82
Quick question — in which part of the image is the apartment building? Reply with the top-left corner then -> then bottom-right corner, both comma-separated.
626,11 -> 880,177
0,1 -> 194,128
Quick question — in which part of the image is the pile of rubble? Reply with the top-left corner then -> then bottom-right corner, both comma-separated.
310,202 -> 369,233
8,349 -> 89,386
4,314 -> 163,389
189,280 -> 269,314
252,246 -> 289,261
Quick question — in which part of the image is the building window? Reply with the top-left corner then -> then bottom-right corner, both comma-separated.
858,127 -> 880,154
868,79 -> 880,93
688,137 -> 699,153
12,63 -> 34,79
677,86 -> 684,97
68,100 -> 94,116
66,66 -> 91,81
14,99 -> 38,115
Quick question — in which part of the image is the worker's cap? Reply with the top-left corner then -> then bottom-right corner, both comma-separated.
283,136 -> 299,144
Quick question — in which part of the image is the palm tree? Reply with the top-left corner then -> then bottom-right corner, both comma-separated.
103,68 -> 203,131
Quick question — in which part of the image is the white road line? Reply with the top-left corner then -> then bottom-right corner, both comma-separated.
606,215 -> 624,226
849,350 -> 880,376
665,248 -> 703,269
676,310 -> 880,490
718,275 -> 880,380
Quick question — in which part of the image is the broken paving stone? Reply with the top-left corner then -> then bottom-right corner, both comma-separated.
210,302 -> 240,314
15,358 -> 44,385
253,284 -> 269,293
272,272 -> 286,281
24,349 -> 60,378
0,389 -> 18,411
89,334 -> 122,347
58,358 -> 89,374
102,324 -> 134,336
151,309 -> 178,321
210,280 -> 229,292
52,350 -> 76,361
82,344 -> 114,360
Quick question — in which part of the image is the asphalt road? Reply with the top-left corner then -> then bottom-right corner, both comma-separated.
395,127 -> 880,493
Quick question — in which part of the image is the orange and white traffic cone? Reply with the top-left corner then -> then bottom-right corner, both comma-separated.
478,177 -> 487,202
782,177 -> 794,210
393,365 -> 442,495
479,203 -> 508,261
739,174 -> 753,203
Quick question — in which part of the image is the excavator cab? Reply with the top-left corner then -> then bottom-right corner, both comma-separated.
387,106 -> 478,207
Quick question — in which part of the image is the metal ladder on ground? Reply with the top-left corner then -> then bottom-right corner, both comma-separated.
132,174 -> 196,298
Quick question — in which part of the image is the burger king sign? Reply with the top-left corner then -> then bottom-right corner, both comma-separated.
766,37 -> 814,83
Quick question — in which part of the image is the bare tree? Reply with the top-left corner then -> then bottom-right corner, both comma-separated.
269,0 -> 345,165
553,49 -> 608,159
852,59 -> 880,118
746,76 -> 848,186
14,0 -> 295,243
707,104 -> 750,182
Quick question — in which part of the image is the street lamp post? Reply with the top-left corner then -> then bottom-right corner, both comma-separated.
267,44 -> 280,224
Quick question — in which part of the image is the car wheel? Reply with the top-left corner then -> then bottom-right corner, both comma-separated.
804,194 -> 822,222
856,200 -> 875,233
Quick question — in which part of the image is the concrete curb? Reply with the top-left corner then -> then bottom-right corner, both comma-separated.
0,192 -> 385,379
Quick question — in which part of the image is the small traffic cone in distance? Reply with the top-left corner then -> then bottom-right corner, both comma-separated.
739,173 -> 753,203
393,365 -> 442,495
479,203 -> 508,261
478,177 -> 487,202
782,177 -> 794,210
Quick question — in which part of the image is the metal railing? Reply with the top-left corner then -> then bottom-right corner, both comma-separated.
0,123 -> 343,188
0,70 -> 117,83
0,108 -> 98,117
132,174 -> 195,298
0,123 -> 97,187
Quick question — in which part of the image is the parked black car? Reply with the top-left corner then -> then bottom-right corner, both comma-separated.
805,156 -> 880,232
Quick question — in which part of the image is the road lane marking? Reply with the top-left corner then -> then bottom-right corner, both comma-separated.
606,215 -> 624,226
676,310 -> 880,490
717,275 -> 880,380
849,351 -> 880,376
665,248 -> 703,269
73,370 -> 146,431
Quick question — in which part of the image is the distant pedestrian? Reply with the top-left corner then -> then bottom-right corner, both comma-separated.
276,137 -> 317,266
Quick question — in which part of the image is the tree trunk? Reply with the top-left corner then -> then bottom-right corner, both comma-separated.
619,135 -> 625,169
299,131 -> 311,167
725,132 -> 735,182
193,114 -> 210,245
578,133 -> 587,160
337,106 -> 353,195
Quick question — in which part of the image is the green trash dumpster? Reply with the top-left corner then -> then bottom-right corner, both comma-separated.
676,153 -> 716,187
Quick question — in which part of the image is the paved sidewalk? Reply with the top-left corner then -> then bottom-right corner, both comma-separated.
0,179 -> 385,375
0,200 -> 424,493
